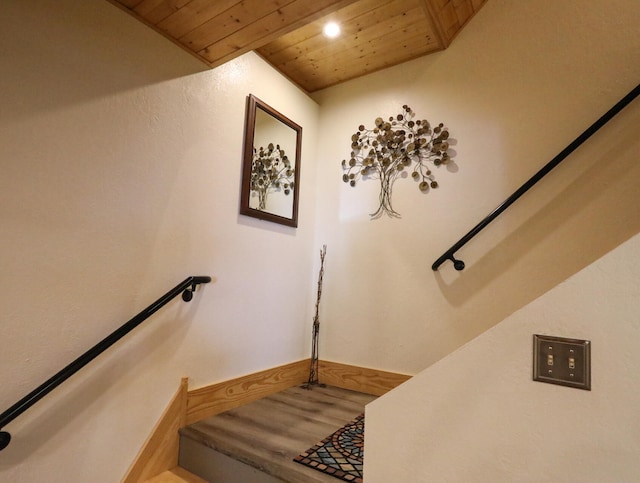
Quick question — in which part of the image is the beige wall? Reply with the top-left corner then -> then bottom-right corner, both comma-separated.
309,0 -> 640,480
0,1 -> 319,481
311,0 -> 640,374
1,0 -> 639,481
366,230 -> 640,481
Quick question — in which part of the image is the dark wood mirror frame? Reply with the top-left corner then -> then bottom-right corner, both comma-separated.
240,94 -> 302,227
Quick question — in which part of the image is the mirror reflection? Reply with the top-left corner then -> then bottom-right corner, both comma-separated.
240,95 -> 302,227
250,109 -> 296,217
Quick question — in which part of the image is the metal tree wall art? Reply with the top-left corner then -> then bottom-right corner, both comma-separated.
250,143 -> 294,210
341,105 -> 452,219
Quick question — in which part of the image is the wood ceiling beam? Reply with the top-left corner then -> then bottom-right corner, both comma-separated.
418,0 -> 450,49
107,0 -> 486,91
200,0 -> 361,68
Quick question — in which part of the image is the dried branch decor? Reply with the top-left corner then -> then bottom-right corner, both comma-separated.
341,105 -> 452,219
304,244 -> 327,389
250,143 -> 295,210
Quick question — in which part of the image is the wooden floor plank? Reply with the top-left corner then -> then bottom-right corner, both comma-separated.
179,385 -> 376,482
145,466 -> 208,483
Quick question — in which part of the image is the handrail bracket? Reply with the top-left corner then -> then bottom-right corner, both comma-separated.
181,275 -> 211,302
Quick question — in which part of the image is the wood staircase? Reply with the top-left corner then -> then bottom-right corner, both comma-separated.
124,360 -> 411,483
178,385 -> 375,482
146,467 -> 207,483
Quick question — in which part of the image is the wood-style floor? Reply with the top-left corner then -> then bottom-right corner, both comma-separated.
179,385 -> 377,482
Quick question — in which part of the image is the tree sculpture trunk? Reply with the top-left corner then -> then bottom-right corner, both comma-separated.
258,188 -> 267,210
371,172 -> 400,218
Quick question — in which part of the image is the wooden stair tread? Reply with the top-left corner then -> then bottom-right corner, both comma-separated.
145,466 -> 208,483
180,384 -> 376,482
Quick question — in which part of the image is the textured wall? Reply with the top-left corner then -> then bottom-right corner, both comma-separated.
309,0 -> 640,480
0,1 -> 319,481
1,0 -> 639,480
366,230 -> 640,481
311,0 -> 640,374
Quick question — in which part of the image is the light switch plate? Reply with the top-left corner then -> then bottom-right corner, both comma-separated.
533,334 -> 591,390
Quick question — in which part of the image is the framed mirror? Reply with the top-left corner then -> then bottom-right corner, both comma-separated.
240,94 -> 302,227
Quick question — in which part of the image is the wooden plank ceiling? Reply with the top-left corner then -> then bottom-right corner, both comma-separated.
109,0 -> 486,92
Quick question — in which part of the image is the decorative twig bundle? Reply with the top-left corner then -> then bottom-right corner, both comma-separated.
305,244 -> 327,388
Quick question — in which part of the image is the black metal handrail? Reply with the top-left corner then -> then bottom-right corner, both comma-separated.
0,275 -> 212,451
432,83 -> 640,271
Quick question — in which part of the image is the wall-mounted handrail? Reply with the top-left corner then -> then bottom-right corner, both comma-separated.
432,83 -> 640,271
0,275 -> 212,451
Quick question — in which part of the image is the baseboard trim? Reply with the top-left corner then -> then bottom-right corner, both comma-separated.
318,360 -> 411,396
185,359 -> 310,425
122,378 -> 189,483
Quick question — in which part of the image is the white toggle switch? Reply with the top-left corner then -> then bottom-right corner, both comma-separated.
569,357 -> 575,369
547,355 -> 554,366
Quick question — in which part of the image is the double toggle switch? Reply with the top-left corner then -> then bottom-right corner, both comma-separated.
533,334 -> 591,390
546,354 -> 576,369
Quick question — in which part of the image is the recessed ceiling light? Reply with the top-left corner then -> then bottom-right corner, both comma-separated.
323,22 -> 341,39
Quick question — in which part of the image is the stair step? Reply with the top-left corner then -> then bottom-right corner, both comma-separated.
179,385 -> 376,482
145,466 -> 208,483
